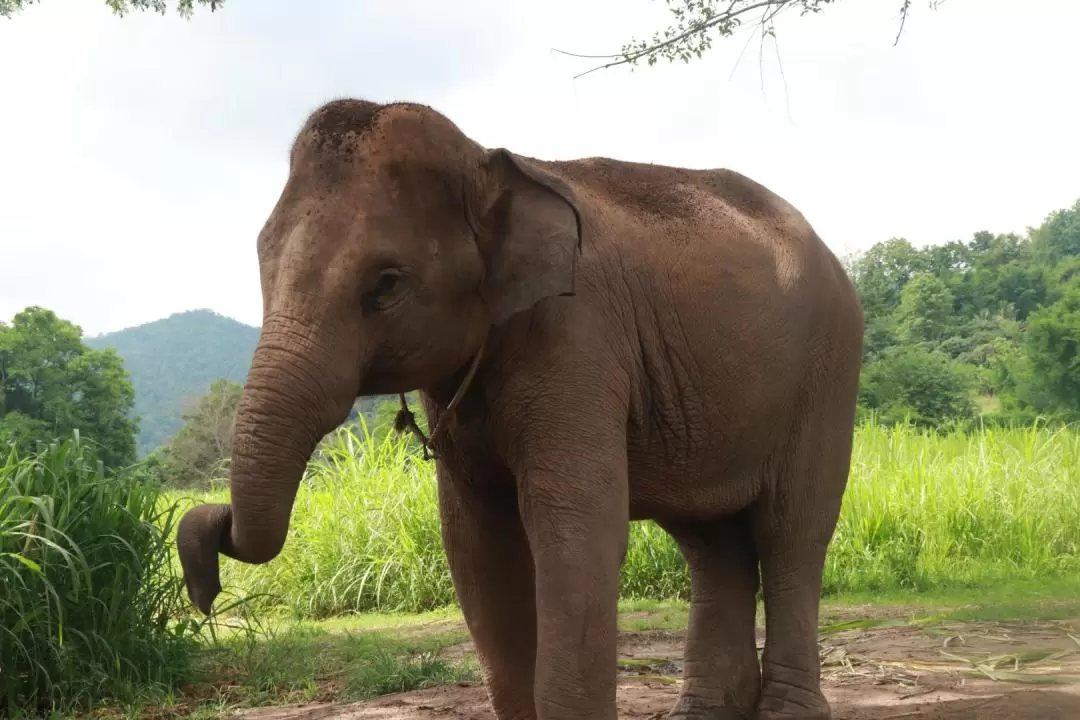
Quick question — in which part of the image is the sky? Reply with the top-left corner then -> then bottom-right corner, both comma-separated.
1,0 -> 1078,337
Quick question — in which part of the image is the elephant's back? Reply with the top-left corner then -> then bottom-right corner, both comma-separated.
548,156 -> 856,326
548,157 -> 842,288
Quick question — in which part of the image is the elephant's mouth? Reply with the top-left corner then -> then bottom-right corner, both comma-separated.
355,354 -> 422,397
355,376 -> 402,397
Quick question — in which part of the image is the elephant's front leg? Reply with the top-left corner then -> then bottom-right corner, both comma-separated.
437,468 -> 538,720
514,436 -> 629,720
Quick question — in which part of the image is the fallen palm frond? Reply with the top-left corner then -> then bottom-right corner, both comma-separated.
817,632 -> 1080,694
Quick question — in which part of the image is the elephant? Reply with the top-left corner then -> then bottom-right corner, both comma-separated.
175,97 -> 864,720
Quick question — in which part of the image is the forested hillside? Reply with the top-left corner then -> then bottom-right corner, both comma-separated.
848,197 -> 1080,427
83,308 -> 393,459
85,309 -> 260,455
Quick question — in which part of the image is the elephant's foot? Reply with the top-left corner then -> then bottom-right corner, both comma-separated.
667,706 -> 754,719
756,707 -> 829,720
754,680 -> 830,720
665,685 -> 757,720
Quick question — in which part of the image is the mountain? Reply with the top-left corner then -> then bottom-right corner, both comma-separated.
86,310 -> 260,456
87,309 -> 396,458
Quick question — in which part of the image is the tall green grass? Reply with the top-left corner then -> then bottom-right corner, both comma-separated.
0,434 -> 198,716
826,421 -> 1080,593
171,422 -> 449,618
170,420 -> 1080,619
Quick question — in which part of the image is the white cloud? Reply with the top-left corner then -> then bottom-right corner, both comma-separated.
1,0 -> 1077,335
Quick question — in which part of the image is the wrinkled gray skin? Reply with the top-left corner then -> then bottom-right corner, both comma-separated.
175,98 -> 864,720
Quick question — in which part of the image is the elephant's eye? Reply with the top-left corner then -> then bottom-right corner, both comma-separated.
362,269 -> 403,313
375,270 -> 399,294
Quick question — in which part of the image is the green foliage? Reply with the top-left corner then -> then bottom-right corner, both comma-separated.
618,0 -> 834,68
85,310 -> 260,457
846,197 -> 1080,428
0,0 -> 224,19
848,237 -> 929,323
859,347 -> 975,426
158,378 -> 243,489
0,307 -> 137,469
960,231 -> 1047,320
1020,278 -> 1080,415
0,434 -> 198,715
894,273 -> 954,346
166,421 -> 1080,618
1031,198 -> 1080,266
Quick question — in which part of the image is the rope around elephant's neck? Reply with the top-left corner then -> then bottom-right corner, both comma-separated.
393,337 -> 487,461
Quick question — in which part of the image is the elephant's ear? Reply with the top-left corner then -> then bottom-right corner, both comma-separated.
476,148 -> 583,326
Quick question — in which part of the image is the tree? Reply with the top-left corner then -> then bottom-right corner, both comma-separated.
1031,199 -> 1080,268
159,378 -> 243,488
1017,278 -> 1080,415
957,232 -> 1046,320
893,273 -> 954,346
946,307 -> 1023,396
848,237 -> 928,320
0,0 -> 223,19
559,1 -> 945,77
841,198 -> 1080,426
846,237 -> 930,364
859,346 -> 976,427
0,307 -> 138,467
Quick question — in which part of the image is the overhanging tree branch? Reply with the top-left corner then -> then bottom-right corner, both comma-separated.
0,0 -> 226,20
553,0 -> 945,79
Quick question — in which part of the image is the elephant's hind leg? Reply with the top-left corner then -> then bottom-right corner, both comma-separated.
750,393 -> 857,719
660,513 -> 762,720
437,471 -> 538,720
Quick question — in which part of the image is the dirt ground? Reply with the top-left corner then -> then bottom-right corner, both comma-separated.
236,616 -> 1080,719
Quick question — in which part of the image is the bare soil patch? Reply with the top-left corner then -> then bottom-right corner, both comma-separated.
233,617 -> 1080,719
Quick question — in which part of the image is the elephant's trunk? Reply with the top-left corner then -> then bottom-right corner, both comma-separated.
175,315 -> 359,614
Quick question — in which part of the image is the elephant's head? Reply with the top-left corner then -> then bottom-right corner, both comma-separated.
175,99 -> 583,614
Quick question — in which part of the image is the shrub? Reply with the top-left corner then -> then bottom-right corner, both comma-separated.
859,345 -> 977,426
0,433 -> 198,715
